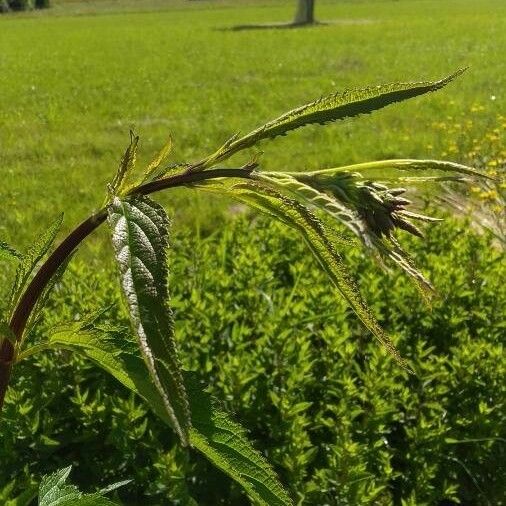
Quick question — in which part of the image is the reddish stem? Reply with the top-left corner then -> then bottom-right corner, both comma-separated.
0,167 -> 252,413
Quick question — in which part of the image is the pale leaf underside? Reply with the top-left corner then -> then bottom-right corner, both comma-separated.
108,196 -> 191,445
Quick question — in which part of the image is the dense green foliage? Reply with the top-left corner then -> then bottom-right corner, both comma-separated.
1,215 -> 504,505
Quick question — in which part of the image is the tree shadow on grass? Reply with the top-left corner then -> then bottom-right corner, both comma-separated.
220,19 -> 375,32
227,20 -> 327,31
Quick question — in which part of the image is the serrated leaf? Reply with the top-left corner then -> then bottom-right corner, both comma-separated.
107,196 -> 191,445
109,130 -> 139,197
142,135 -> 173,183
8,213 -> 63,317
24,254 -> 73,342
38,466 -> 121,506
199,179 -> 409,370
203,70 -> 466,166
255,172 -> 435,297
0,239 -> 21,262
29,319 -> 292,506
295,158 -> 489,184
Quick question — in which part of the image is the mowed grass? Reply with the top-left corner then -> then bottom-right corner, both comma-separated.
0,0 -> 505,254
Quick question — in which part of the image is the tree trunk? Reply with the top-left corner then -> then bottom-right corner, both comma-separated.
293,0 -> 315,25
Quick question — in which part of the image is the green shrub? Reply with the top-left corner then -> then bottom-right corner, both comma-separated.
1,215 -> 504,505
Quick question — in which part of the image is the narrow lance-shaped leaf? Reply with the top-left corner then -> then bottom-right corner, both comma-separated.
108,196 -> 191,445
142,134 -> 173,183
201,69 -> 466,167
197,179 -> 409,370
25,318 -> 293,506
108,130 -> 139,197
291,158 -> 490,184
24,255 -> 73,343
8,213 -> 63,317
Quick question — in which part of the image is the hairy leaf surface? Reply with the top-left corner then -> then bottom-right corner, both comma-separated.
109,131 -> 139,197
204,70 -> 466,165
142,135 -> 173,183
39,466 -> 123,506
8,214 -> 63,316
197,179 -> 408,370
108,196 -> 191,445
293,158 -> 488,184
32,319 -> 293,506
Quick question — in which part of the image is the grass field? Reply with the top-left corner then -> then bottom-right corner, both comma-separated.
1,0 -> 505,253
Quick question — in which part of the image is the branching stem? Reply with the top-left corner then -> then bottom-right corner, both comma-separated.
0,167 -> 253,413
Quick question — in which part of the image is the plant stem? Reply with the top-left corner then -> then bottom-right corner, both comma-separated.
0,167 -> 253,414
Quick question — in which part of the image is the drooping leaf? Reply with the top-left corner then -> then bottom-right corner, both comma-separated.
8,213 -> 63,317
108,196 -> 191,445
202,70 -> 466,166
0,239 -> 21,262
255,172 -> 435,297
38,466 -> 124,506
197,179 -> 409,370
25,318 -> 293,506
108,130 -> 139,197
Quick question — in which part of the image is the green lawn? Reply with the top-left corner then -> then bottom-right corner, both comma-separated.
1,0 -> 504,252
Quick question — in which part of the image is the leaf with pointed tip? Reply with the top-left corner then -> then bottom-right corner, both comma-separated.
27,318 -> 292,506
8,213 -> 63,318
142,135 -> 173,183
38,466 -> 123,506
198,179 -> 409,370
109,131 -> 139,197
295,159 -> 489,184
203,70 -> 466,166
108,196 -> 191,445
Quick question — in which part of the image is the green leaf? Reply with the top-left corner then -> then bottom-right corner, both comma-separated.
108,130 -> 139,197
142,134 -> 173,183
27,318 -> 293,506
292,158 -> 489,184
108,196 -> 191,445
254,172 -> 434,297
202,69 -> 466,166
0,239 -> 21,262
38,466 -> 123,506
198,179 -> 409,370
8,213 -> 63,317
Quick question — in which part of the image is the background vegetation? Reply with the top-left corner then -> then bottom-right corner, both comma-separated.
0,0 -> 504,504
